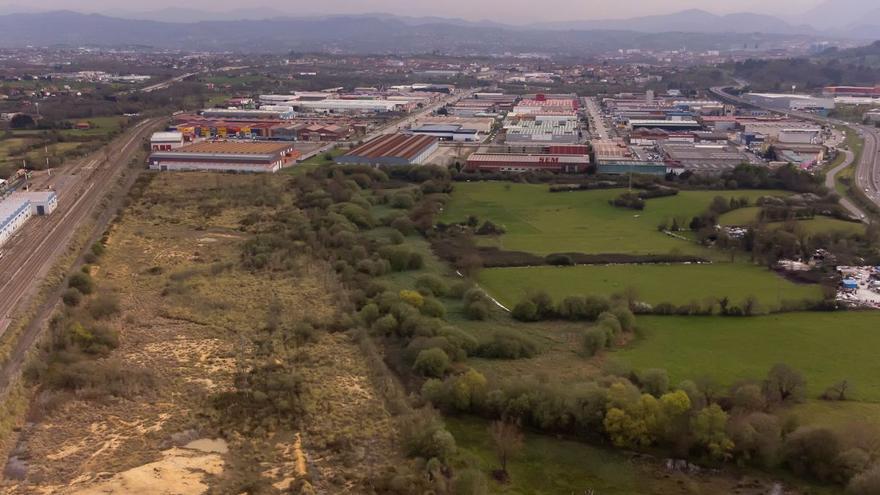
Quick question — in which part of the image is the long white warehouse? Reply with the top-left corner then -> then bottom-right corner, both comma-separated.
0,191 -> 58,246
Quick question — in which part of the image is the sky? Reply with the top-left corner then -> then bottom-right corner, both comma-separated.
0,0 -> 829,23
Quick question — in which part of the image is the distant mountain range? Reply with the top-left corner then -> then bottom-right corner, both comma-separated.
0,10 -> 875,54
531,9 -> 816,35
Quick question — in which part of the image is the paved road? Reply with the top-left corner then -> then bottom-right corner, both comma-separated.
0,118 -> 163,334
854,126 -> 880,208
584,97 -> 610,140
825,149 -> 866,220
711,86 -> 878,219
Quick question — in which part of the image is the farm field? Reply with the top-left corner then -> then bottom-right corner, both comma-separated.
440,182 -> 781,257
719,207 -> 864,235
615,312 -> 880,402
24,142 -> 82,162
446,416 -> 839,495
60,116 -> 126,138
479,263 -> 824,309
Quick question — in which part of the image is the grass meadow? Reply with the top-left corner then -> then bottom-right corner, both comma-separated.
446,416 -> 840,495
615,313 -> 880,402
719,206 -> 865,236
440,182 -> 780,257
479,263 -> 824,309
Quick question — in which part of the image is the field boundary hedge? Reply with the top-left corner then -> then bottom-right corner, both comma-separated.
431,233 -> 708,269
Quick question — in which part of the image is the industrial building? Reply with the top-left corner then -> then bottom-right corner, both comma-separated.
465,153 -> 590,174
336,134 -> 439,166
414,117 -> 495,135
408,124 -> 481,142
823,86 -> 880,98
628,119 -> 703,132
201,108 -> 296,120
148,141 -> 299,173
504,115 -> 581,144
744,93 -> 835,114
0,191 -> 58,246
661,143 -> 749,174
150,131 -> 185,151
295,99 -> 410,114
592,139 -> 667,176
778,128 -> 821,144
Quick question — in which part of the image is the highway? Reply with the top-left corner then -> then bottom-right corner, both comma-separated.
137,66 -> 250,93
710,86 -> 880,220
0,118 -> 163,334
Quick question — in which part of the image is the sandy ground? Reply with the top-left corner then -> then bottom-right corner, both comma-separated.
1,173 -> 402,494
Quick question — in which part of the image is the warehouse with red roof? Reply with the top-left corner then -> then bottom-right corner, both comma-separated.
336,134 -> 439,166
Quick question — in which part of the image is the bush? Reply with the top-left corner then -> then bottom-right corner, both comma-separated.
400,290 -> 425,308
849,464 -> 880,495
413,348 -> 450,378
415,275 -> 449,297
91,242 -> 106,257
358,303 -> 381,326
379,246 -> 424,272
390,192 -> 416,209
520,290 -> 554,319
611,306 -> 636,332
388,230 -> 405,245
391,216 -> 416,236
420,298 -> 447,319
783,426 -> 842,482
475,332 -> 538,359
68,321 -> 119,355
583,295 -> 611,321
87,294 -> 120,320
400,408 -> 457,462
372,314 -> 399,335
545,253 -> 574,266
639,368 -> 669,397
582,327 -> 608,356
62,288 -> 82,307
511,300 -> 539,322
610,192 -> 645,210
68,272 -> 94,295
597,313 -> 622,339
558,296 -> 589,320
464,300 -> 490,321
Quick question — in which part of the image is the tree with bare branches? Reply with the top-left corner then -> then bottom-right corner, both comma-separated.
489,420 -> 523,482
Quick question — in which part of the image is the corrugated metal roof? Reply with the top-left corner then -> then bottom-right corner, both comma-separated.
344,134 -> 437,160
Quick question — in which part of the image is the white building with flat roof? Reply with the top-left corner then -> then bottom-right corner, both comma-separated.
150,131 -> 185,151
0,191 -> 58,246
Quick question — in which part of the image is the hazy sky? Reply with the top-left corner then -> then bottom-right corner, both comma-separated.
2,0 -> 827,23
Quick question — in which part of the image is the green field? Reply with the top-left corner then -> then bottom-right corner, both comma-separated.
447,416 -> 838,495
479,263 -> 823,309
25,142 -> 82,162
720,207 -> 864,235
61,116 -> 126,138
0,138 -> 36,159
616,313 -> 880,401
441,182 -> 780,257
